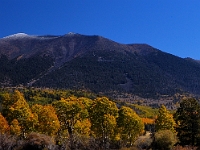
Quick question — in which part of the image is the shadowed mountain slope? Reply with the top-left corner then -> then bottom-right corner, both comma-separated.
1,33 -> 200,101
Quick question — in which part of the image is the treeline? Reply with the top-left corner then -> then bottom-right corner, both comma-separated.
0,89 -> 144,149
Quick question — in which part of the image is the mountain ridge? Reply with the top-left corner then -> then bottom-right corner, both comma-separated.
1,33 -> 200,105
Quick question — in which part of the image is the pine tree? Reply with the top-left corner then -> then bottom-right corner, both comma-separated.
174,98 -> 200,146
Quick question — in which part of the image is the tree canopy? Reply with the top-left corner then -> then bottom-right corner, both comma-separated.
117,106 -> 144,146
155,105 -> 175,132
0,88 -> 187,149
174,98 -> 200,146
89,97 -> 118,142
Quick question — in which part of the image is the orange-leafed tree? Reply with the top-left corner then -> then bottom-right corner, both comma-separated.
142,117 -> 155,132
141,118 -> 155,125
0,113 -> 9,134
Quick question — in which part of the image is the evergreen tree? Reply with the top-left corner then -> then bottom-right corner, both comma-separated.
174,98 -> 200,146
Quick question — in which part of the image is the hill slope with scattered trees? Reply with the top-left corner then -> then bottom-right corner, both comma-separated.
1,33 -> 200,103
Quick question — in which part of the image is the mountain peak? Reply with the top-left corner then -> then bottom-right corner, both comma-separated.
67,32 -> 76,35
63,32 -> 78,37
3,33 -> 30,39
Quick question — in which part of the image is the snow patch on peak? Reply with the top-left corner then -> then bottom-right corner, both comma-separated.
68,32 -> 76,35
64,32 -> 77,36
3,33 -> 32,39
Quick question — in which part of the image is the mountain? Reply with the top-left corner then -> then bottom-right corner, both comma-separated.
1,32 -> 200,104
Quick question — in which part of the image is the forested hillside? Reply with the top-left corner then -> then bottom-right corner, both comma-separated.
1,33 -> 200,104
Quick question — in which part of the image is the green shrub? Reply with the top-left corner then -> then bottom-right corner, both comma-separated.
153,130 -> 177,150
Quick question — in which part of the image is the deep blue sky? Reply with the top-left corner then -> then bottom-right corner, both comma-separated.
1,0 -> 200,60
